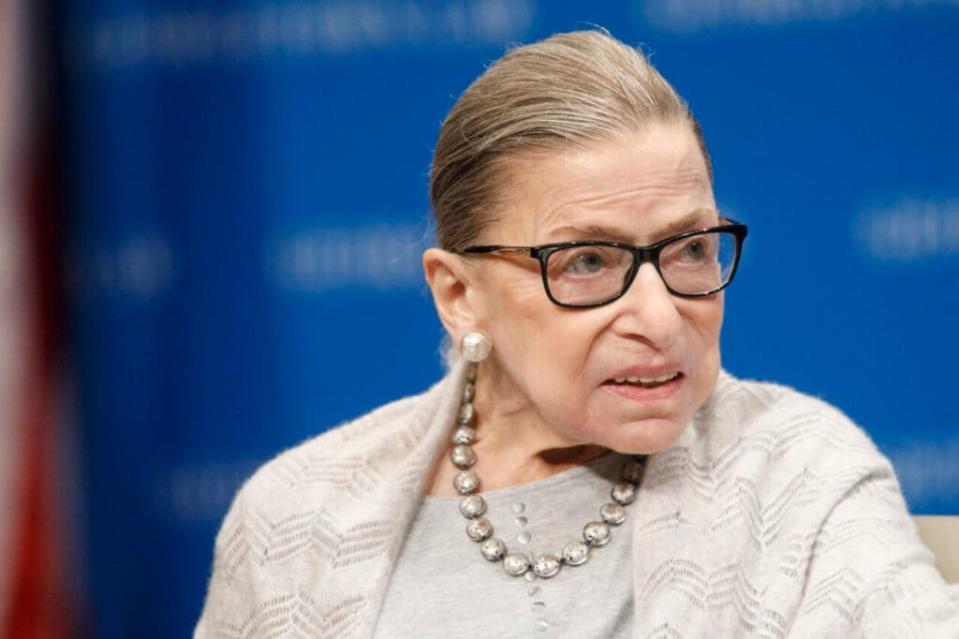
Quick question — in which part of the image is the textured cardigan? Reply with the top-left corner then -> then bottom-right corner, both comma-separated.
195,360 -> 959,638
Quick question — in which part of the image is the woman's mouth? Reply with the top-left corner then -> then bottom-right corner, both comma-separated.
609,372 -> 680,388
601,372 -> 684,401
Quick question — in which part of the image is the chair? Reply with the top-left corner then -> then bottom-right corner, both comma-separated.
914,516 -> 959,584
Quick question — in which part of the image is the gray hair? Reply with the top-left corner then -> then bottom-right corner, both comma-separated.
429,29 -> 712,251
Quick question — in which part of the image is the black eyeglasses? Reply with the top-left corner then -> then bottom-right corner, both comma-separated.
458,220 -> 748,308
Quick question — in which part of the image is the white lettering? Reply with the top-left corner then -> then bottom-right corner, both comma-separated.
891,439 -> 959,506
69,0 -> 535,71
271,224 -> 431,292
855,198 -> 959,262
644,0 -> 955,32
72,234 -> 175,301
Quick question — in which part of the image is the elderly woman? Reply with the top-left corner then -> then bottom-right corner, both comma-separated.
195,30 -> 958,638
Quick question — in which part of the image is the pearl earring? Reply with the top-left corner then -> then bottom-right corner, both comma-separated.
461,331 -> 492,363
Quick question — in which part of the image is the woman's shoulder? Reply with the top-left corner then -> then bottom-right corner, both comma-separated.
679,369 -> 886,470
229,367 -> 461,517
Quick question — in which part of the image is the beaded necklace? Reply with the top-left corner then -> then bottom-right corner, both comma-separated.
448,362 -> 647,579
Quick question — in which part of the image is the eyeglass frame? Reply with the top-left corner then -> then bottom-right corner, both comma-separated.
456,219 -> 749,309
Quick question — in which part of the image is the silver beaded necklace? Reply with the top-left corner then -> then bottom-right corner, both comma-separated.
449,361 -> 647,580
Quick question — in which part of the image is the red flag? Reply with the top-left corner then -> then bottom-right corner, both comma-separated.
1,0 -> 76,636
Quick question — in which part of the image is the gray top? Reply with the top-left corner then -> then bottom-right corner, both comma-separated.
374,452 -> 634,638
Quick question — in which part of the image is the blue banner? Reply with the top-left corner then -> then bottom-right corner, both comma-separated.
59,1 -> 959,637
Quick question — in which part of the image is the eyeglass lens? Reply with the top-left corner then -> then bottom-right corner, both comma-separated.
545,230 -> 738,306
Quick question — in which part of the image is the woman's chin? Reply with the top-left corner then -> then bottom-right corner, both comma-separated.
589,415 -> 690,456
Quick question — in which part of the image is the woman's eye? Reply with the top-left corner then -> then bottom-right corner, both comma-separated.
674,237 -> 715,263
564,251 -> 608,274
683,240 -> 706,260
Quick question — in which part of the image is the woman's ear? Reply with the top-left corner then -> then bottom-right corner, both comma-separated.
423,248 -> 478,343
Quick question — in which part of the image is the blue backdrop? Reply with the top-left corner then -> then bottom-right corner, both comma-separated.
58,1 -> 959,637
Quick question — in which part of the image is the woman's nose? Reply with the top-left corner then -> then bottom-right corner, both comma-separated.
609,262 -> 682,350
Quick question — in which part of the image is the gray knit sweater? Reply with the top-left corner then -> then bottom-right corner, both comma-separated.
195,360 -> 959,638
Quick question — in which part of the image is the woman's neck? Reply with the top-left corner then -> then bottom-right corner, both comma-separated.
423,361 -> 609,496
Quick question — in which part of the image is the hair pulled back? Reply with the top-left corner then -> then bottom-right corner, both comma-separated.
429,29 -> 711,251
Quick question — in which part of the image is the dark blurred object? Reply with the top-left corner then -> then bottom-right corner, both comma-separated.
1,0 -> 77,637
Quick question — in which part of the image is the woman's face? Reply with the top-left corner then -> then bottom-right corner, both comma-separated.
466,121 -> 723,455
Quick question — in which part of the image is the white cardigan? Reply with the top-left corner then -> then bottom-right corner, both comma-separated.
195,360 -> 959,638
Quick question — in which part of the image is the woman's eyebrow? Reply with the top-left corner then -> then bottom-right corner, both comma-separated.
657,208 -> 720,238
547,208 -> 720,244
547,224 -> 635,243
